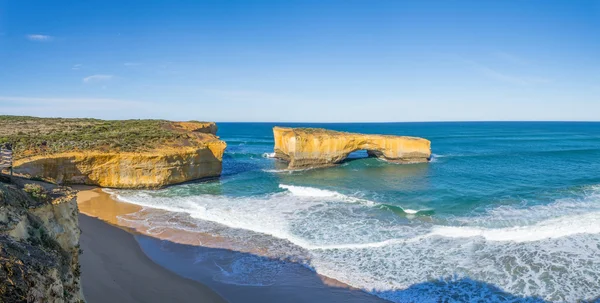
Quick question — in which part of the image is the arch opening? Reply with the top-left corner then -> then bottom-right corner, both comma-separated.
346,149 -> 369,160
337,149 -> 382,164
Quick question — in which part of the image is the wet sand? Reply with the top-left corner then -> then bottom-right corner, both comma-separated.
79,214 -> 225,303
76,187 -> 235,250
76,187 -> 387,303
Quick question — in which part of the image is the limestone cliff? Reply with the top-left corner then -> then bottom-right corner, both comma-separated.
1,117 -> 226,189
12,144 -> 225,189
0,177 -> 83,303
273,127 -> 431,169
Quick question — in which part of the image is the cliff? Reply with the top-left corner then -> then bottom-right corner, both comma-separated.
1,116 -> 226,188
273,127 -> 431,169
0,177 -> 83,303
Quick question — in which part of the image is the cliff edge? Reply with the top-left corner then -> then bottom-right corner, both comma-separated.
0,177 -> 83,303
273,127 -> 431,169
0,116 -> 226,189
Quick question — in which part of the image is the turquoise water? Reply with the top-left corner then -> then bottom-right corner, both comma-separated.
111,122 -> 600,302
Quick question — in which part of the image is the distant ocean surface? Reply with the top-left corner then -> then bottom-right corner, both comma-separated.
109,122 -> 600,302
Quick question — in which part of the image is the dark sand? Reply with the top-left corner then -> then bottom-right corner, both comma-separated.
79,214 -> 226,303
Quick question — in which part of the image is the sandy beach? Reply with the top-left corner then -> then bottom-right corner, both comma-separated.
76,187 -> 386,303
78,187 -> 227,303
79,214 -> 226,303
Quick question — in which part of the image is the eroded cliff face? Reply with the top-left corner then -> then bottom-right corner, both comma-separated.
169,121 -> 218,134
11,122 -> 226,189
0,178 -> 83,303
273,127 -> 431,169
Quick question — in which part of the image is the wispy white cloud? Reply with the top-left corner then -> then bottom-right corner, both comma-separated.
493,52 -> 529,65
26,34 -> 54,42
201,89 -> 293,103
83,74 -> 113,83
72,64 -> 83,70
477,66 -> 549,85
466,60 -> 550,85
0,96 -> 165,119
124,62 -> 142,66
0,96 -> 138,106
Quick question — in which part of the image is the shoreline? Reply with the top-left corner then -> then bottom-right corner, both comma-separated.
79,213 -> 226,303
76,186 -> 387,303
76,186 -> 240,250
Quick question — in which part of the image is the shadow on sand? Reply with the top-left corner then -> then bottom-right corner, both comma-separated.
133,232 -> 561,303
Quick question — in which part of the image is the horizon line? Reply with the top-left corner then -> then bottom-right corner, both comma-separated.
1,115 -> 599,123
215,120 -> 600,123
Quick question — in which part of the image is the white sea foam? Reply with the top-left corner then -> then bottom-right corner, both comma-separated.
114,192 -> 316,249
111,185 -> 422,249
310,230 -> 600,302
279,184 -> 345,198
109,184 -> 600,302
403,209 -> 419,214
262,152 -> 276,158
262,166 -> 318,174
113,184 -> 600,248
429,211 -> 600,242
310,210 -> 600,249
453,186 -> 600,228
280,184 -> 432,216
261,169 -> 290,173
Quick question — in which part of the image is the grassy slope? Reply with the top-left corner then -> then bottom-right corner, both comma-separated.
0,116 -> 213,160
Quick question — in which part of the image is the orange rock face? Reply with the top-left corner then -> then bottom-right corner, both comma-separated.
273,127 -> 431,169
13,122 -> 226,188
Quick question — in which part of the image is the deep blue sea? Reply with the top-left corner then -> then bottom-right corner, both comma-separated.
111,122 -> 600,302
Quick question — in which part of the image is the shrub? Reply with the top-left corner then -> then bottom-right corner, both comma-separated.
0,116 -> 195,159
23,183 -> 48,201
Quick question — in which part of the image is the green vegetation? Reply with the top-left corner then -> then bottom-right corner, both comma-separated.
294,127 -> 347,135
299,127 -> 337,133
23,183 -> 48,202
27,216 -> 61,253
0,116 -> 205,159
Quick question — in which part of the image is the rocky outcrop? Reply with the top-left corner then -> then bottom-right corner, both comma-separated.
169,121 -> 218,134
10,121 -> 226,189
0,177 -> 83,303
12,146 -> 225,189
273,127 -> 431,169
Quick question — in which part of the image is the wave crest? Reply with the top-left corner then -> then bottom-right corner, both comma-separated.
262,152 -> 276,158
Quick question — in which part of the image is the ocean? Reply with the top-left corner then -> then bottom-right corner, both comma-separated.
107,122 -> 600,302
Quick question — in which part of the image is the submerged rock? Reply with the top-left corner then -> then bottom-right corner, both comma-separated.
273,127 -> 431,169
0,177 -> 83,303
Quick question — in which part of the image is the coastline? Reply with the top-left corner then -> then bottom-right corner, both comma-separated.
76,187 -> 238,250
76,186 -> 387,303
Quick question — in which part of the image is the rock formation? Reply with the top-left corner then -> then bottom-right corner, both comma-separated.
0,177 -> 83,303
273,127 -> 431,169
12,145 -> 224,189
3,118 -> 226,189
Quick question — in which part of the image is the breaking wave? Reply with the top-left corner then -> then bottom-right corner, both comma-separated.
278,184 -> 432,216
106,184 -> 600,302
262,152 -> 276,158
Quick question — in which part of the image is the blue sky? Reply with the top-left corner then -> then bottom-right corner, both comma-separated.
0,0 -> 598,122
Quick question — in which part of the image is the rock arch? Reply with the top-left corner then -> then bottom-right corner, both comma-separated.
273,127 -> 431,169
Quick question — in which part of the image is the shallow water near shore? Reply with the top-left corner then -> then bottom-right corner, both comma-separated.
105,122 -> 600,302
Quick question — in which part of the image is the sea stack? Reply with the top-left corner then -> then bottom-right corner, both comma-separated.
273,127 -> 431,169
1,117 -> 226,189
